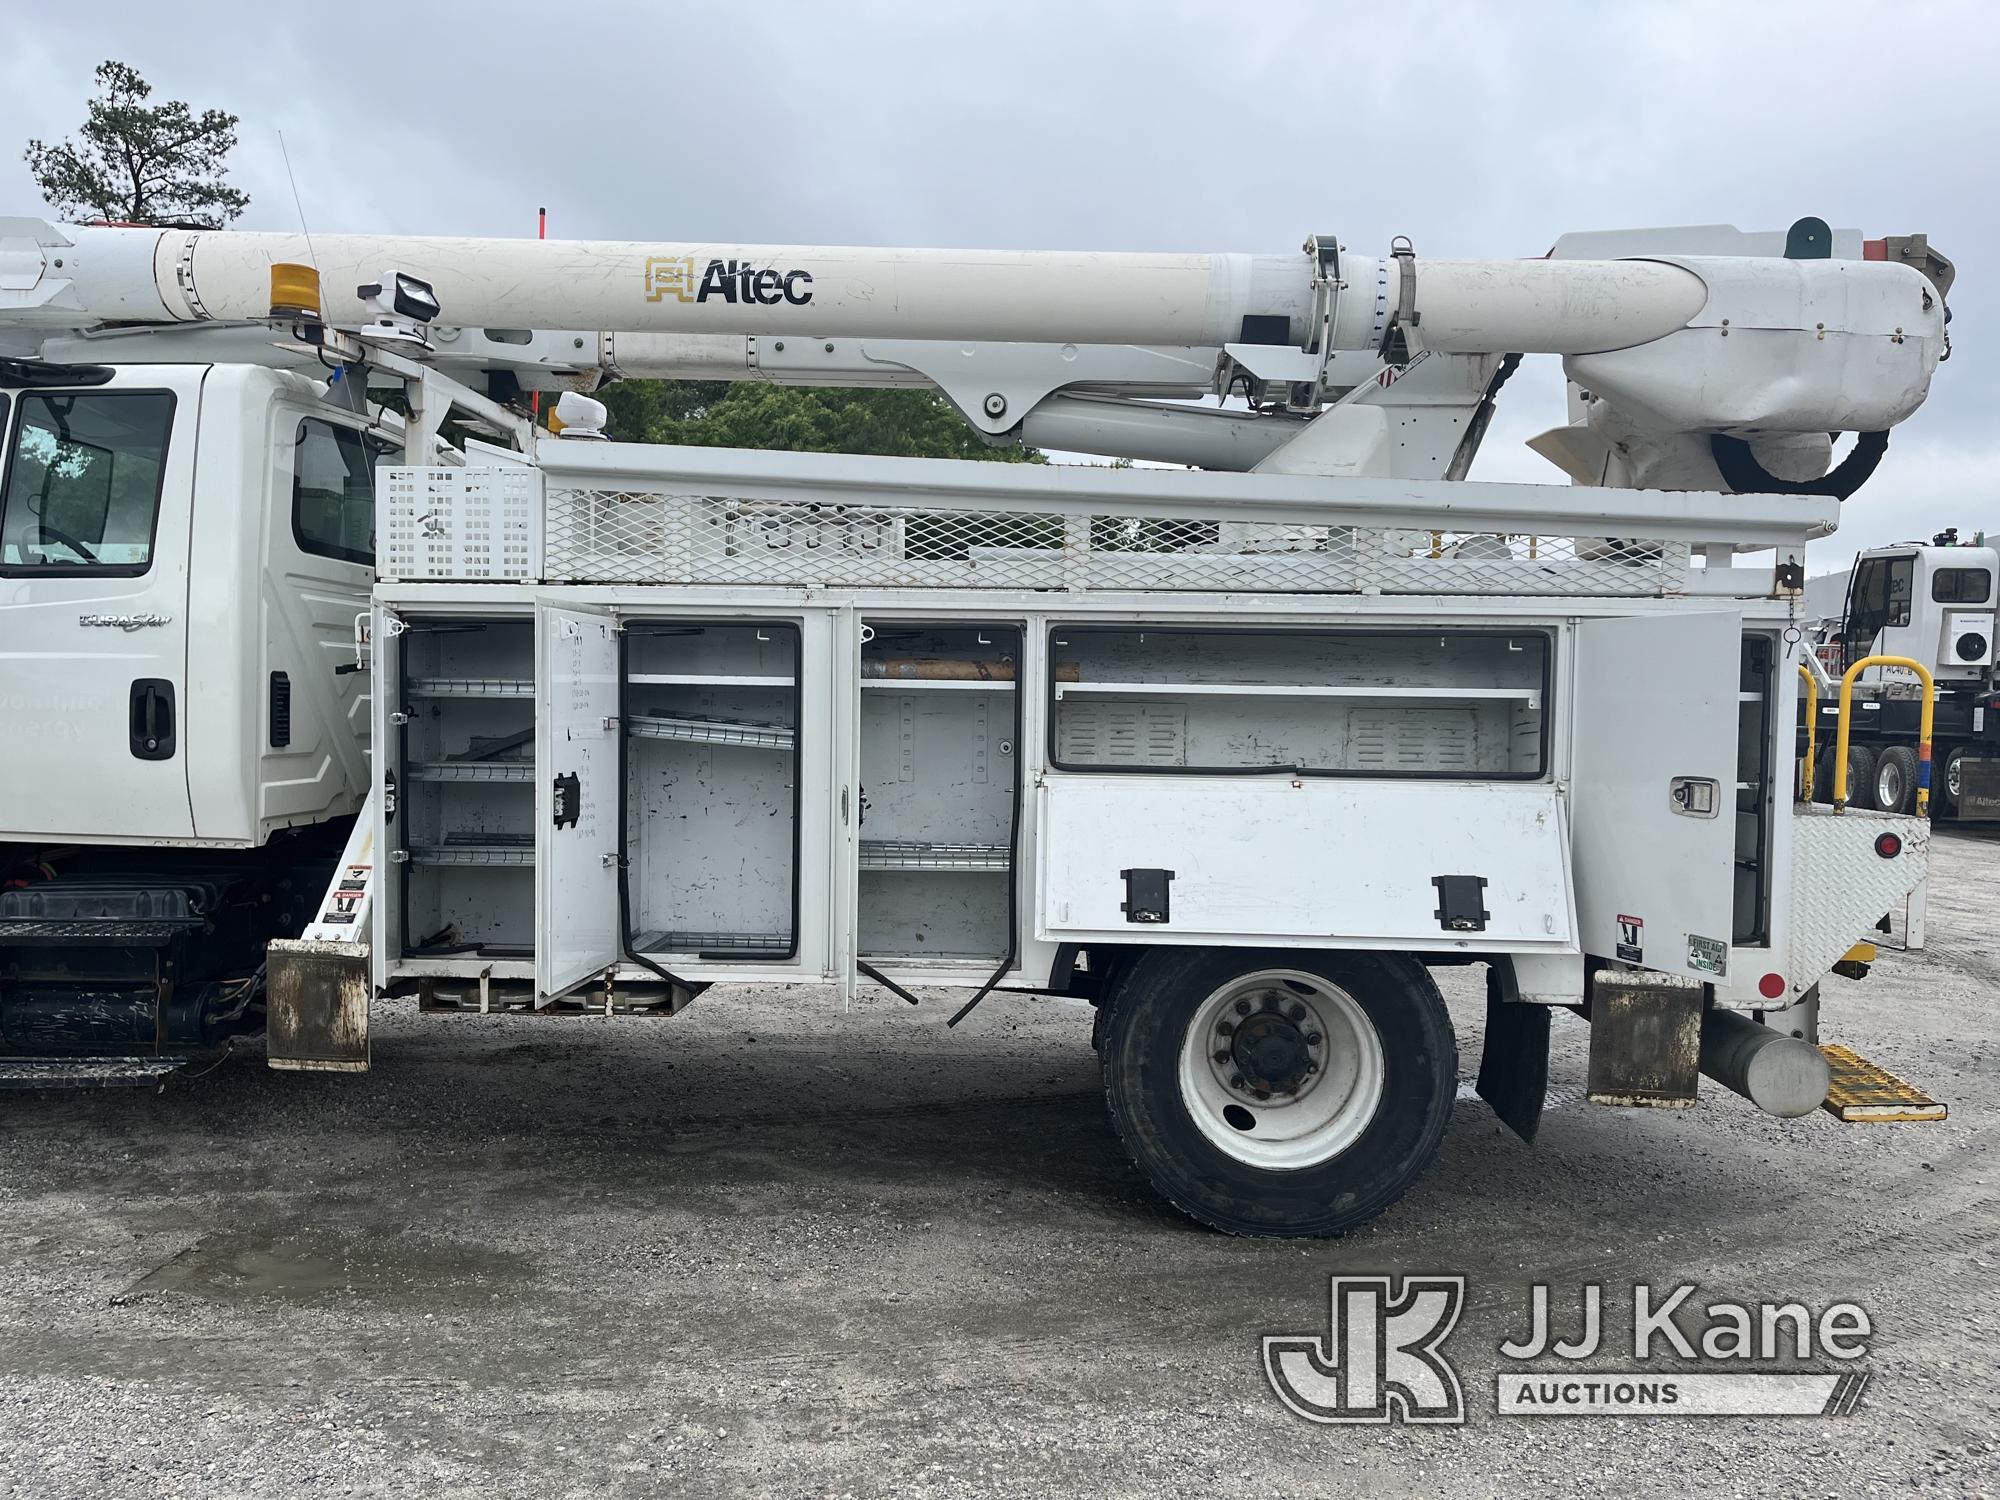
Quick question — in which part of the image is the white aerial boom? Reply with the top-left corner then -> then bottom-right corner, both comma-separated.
0,215 -> 1952,487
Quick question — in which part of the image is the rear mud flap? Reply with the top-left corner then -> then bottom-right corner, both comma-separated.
266,938 -> 370,1072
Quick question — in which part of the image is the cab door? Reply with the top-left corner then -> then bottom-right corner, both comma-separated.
1569,611 -> 1741,983
0,368 -> 204,841
535,602 -> 623,1001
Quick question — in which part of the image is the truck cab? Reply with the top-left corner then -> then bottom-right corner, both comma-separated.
1838,542 -> 1997,684
1825,539 -> 1999,818
0,361 -> 376,1064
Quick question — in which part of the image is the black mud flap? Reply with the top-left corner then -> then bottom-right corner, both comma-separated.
1476,962 -> 1549,1144
266,938 -> 370,1072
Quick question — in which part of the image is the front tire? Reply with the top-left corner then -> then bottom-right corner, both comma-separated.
1099,948 -> 1457,1237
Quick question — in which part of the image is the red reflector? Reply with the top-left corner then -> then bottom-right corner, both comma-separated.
1759,973 -> 1786,999
1863,238 -> 1887,260
1875,832 -> 1902,859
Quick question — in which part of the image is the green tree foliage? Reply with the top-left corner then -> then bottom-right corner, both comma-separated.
594,380 -> 1042,462
25,61 -> 248,227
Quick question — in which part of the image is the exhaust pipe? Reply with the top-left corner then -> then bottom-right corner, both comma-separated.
1699,1008 -> 1829,1118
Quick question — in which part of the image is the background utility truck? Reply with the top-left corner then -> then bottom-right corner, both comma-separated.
1802,533 -> 1997,819
0,213 -> 1954,1234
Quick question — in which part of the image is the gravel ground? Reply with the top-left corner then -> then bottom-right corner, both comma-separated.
1,832 -> 1995,1498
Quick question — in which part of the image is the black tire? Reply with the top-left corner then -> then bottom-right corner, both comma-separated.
1873,744 -> 1917,814
1098,947 -> 1456,1238
1939,745 -> 1966,817
1843,743 -> 1877,807
1811,744 -> 1837,803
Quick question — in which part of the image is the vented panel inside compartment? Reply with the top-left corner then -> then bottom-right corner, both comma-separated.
1054,700 -> 1188,767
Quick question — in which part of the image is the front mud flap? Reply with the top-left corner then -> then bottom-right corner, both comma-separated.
266,938 -> 370,1072
1476,964 -> 1550,1144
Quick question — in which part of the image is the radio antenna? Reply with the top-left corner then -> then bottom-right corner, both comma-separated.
276,130 -> 318,271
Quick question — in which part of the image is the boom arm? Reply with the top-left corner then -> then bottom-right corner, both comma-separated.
0,216 -> 1950,487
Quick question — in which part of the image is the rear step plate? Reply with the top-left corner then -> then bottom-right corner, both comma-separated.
1819,1045 -> 1949,1122
0,1056 -> 190,1090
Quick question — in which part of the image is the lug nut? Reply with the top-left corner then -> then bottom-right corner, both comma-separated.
1254,1088 -> 1272,1101
1217,1021 -> 1234,1037
1305,1060 -> 1320,1074
1229,1074 -> 1246,1091
1213,1049 -> 1230,1064
1234,999 -> 1251,1016
1286,1003 -> 1305,1021
1306,1031 -> 1322,1046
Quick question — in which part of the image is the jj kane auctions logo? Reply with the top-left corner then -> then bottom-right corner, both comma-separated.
1265,1276 -> 1874,1423
645,254 -> 815,307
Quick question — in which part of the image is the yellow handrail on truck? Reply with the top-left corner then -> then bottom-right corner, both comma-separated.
1833,655 -> 1937,816
1797,663 -> 1818,801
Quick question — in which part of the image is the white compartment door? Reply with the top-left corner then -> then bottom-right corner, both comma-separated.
536,604 -> 622,1000
1570,611 -> 1740,983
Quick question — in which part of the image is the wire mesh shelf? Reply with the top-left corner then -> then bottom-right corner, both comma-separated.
406,676 -> 535,699
626,714 -> 795,751
630,929 -> 795,953
859,840 -> 1011,872
405,833 -> 535,866
407,760 -> 535,782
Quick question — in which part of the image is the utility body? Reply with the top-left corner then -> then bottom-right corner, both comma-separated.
0,212 -> 1957,1232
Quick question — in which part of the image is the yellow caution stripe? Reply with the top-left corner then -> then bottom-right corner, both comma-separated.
1819,1045 -> 1949,1123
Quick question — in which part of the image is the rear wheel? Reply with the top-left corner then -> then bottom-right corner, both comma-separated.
1843,743 -> 1877,807
1939,745 -> 1966,816
1873,745 -> 1917,814
1099,948 -> 1456,1237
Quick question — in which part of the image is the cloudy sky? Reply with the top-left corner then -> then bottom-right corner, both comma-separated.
4,0 -> 1993,574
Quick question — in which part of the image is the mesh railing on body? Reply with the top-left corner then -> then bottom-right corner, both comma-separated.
539,486 -> 1691,596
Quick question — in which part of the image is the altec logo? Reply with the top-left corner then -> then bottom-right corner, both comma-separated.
645,255 -> 814,307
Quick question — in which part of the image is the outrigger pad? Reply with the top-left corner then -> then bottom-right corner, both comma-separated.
266,938 -> 371,1072
1586,970 -> 1703,1108
1819,1045 -> 1948,1122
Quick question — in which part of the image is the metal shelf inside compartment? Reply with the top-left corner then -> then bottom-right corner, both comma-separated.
407,760 -> 534,782
406,833 -> 535,866
858,840 -> 1011,872
406,676 -> 534,699
626,714 -> 795,751
630,929 -> 794,953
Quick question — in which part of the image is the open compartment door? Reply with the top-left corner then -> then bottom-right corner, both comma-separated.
1570,611 -> 1740,984
536,603 -> 622,1001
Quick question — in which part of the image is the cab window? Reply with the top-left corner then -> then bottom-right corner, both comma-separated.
0,391 -> 175,573
1932,566 -> 1993,605
292,418 -> 386,566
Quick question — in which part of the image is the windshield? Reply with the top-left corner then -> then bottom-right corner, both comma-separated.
0,391 -> 175,572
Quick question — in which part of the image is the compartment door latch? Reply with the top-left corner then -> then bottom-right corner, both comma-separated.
1669,776 -> 1720,818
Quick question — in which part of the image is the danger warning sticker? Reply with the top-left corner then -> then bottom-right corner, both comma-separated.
1616,914 -> 1644,964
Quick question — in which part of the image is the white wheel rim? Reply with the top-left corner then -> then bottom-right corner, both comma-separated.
1176,969 -> 1386,1171
1946,754 -> 1962,799
1879,760 -> 1905,808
